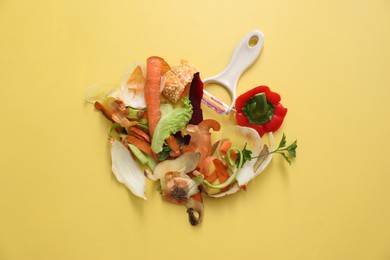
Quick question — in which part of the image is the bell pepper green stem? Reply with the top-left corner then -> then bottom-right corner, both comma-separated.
251,93 -> 269,117
242,92 -> 274,125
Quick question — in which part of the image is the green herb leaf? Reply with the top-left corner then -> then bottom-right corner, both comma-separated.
286,140 -> 297,158
240,143 -> 253,167
278,133 -> 287,149
279,152 -> 292,165
157,145 -> 172,161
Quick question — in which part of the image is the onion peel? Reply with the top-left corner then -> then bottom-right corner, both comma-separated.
110,140 -> 146,200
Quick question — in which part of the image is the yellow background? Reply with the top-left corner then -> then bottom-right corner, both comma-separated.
1,0 -> 390,259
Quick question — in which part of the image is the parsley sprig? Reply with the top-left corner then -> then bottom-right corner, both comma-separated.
272,133 -> 297,164
240,133 -> 298,166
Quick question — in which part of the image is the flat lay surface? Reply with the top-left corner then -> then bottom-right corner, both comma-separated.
1,0 -> 390,259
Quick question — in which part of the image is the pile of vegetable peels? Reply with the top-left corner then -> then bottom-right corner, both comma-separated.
85,56 -> 297,225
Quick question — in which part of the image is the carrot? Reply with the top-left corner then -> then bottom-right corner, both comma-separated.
213,159 -> 228,176
166,135 -> 181,157
213,159 -> 230,192
200,158 -> 230,187
144,56 -> 170,138
220,139 -> 238,163
181,143 -> 197,153
198,156 -> 218,183
129,126 -> 150,143
199,156 -> 215,176
205,170 -> 218,183
124,135 -> 156,159
94,101 -> 113,121
219,139 -> 232,156
228,150 -> 238,162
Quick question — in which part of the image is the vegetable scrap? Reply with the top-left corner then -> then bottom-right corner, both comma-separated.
85,56 -> 297,226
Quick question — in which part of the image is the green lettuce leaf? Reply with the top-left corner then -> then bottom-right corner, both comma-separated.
151,97 -> 193,154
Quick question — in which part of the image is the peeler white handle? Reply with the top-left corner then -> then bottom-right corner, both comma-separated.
202,30 -> 264,114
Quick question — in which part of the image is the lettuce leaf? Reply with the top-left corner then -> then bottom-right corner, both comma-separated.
151,97 -> 193,154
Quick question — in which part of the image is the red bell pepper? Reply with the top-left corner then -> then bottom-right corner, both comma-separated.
235,86 -> 287,136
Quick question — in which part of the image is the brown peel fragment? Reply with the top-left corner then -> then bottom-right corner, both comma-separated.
253,145 -> 269,173
144,168 -> 158,181
185,193 -> 204,226
182,119 -> 221,168
210,140 -> 220,156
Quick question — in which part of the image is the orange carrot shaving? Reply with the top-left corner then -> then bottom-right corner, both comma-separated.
129,126 -> 150,143
199,156 -> 215,176
205,170 -> 218,183
199,156 -> 229,184
220,139 -> 232,156
228,150 -> 238,162
213,159 -> 230,191
181,143 -> 197,153
124,135 -> 155,159
166,135 -> 181,157
213,159 -> 228,176
94,101 -> 113,121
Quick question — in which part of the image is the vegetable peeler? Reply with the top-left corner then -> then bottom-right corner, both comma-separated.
201,30 -> 264,115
